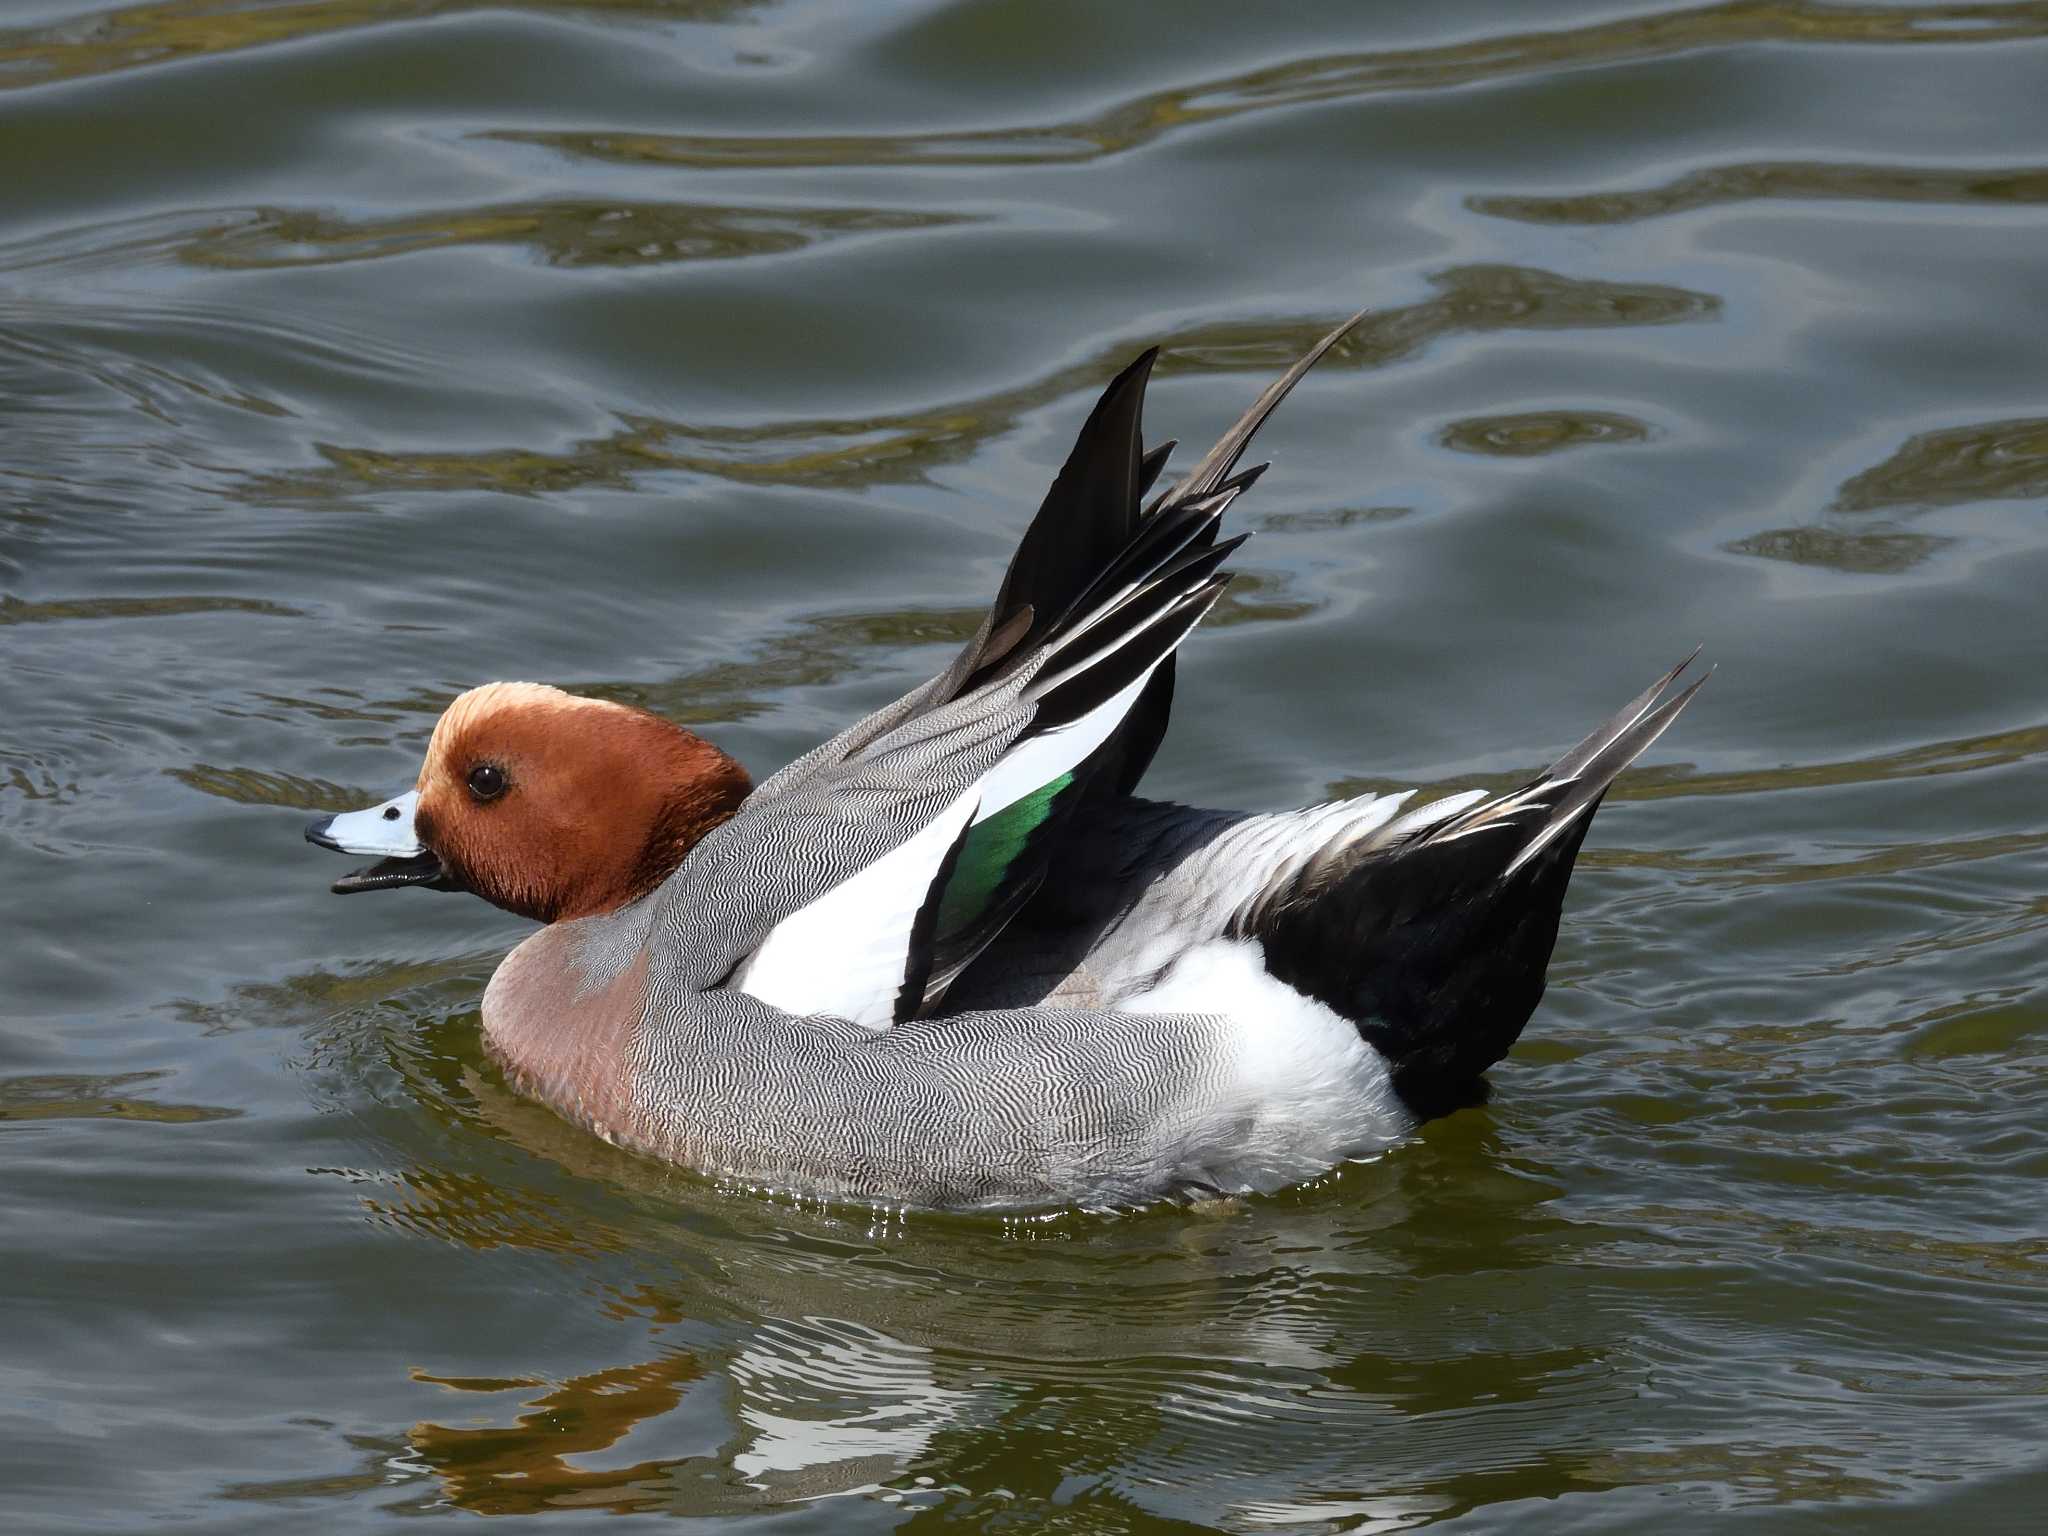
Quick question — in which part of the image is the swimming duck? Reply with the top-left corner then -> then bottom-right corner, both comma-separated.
306,313 -> 1703,1212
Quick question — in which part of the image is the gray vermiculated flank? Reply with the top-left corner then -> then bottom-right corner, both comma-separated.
627,990 -> 1244,1210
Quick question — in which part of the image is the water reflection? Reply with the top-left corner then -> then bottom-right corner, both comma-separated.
1730,413 -> 2048,575
0,0 -> 757,89
1472,160 -> 2048,225
232,957 -> 1649,1519
12,0 -> 2043,104
248,266 -> 1717,502
0,594 -> 301,625
1341,716 -> 2048,808
165,765 -> 365,812
0,1069 -> 238,1124
1724,526 -> 1953,575
1438,409 -> 1651,458
584,608 -> 984,727
180,201 -> 972,274
1258,505 -> 1411,533
1833,414 -> 2048,512
359,1196 -> 1635,1522
231,1320 -> 964,1516
406,1349 -> 718,1516
492,2 -> 2048,172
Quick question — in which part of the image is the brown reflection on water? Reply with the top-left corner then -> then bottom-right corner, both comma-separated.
1583,1441 -> 1899,1505
222,1341 -> 729,1516
405,1351 -> 711,1516
12,0 -> 2041,104
0,594 -> 302,625
363,1188 -> 1620,1523
1731,414 -> 2048,575
1330,717 -> 2048,812
172,953 -> 493,1037
248,266 -> 1716,503
1613,717 -> 2048,800
387,1310 -> 987,1515
1629,827 -> 2048,889
1833,414 -> 2048,512
179,201 -> 970,274
491,2 -> 2048,172
0,0 -> 754,90
0,1069 -> 238,1124
1208,570 -> 1318,628
1899,989 -> 2048,1058
166,764 -> 369,812
1724,527 -> 1953,575
365,1163 -> 633,1256
1439,409 -> 1650,457
1473,160 -> 2048,225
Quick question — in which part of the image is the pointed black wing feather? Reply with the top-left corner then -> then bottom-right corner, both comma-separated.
912,316 -> 1366,1011
1137,438 -> 1176,497
967,349 -> 1155,693
1152,309 -> 1367,515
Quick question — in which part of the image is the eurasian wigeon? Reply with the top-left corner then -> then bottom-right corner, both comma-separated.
307,313 -> 1703,1211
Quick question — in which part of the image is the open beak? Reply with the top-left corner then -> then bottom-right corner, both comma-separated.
305,789 -> 458,894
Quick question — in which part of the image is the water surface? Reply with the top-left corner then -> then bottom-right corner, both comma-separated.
4,1 -> 2047,1529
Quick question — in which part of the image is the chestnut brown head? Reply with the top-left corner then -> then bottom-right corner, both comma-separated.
307,682 -> 750,923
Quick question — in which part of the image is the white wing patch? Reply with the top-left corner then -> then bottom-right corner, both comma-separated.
737,788 -> 980,1030
734,661 -> 1165,1029
972,666 -> 1154,826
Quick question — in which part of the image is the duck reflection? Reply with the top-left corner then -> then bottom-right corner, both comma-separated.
396,1285 -> 987,1515
301,995 -> 1640,1523
407,1353 -> 709,1516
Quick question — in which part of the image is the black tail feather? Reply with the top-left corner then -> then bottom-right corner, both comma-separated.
1549,645 -> 1702,783
1246,656 -> 1706,1116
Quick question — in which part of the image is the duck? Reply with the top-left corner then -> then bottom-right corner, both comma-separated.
305,312 -> 1704,1212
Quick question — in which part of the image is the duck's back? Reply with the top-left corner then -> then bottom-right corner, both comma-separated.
948,652 -> 1701,1121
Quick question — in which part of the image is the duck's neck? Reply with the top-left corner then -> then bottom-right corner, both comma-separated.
547,736 -> 752,923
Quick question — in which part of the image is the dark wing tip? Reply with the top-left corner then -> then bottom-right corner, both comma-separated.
1137,438 -> 1177,498
1155,308 -> 1369,514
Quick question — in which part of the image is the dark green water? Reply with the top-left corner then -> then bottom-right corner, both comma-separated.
5,1 -> 2048,1529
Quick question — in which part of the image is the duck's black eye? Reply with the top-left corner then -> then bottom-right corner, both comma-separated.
466,763 -> 506,802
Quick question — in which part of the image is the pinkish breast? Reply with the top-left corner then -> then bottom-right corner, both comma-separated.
481,924 -> 653,1150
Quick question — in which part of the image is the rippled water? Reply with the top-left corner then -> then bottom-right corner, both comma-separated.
5,1 -> 2048,1528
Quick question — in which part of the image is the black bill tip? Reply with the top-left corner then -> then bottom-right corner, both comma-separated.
306,814 -> 455,894
329,850 -> 454,895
